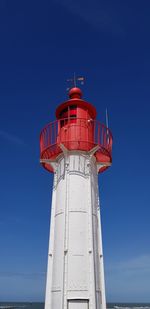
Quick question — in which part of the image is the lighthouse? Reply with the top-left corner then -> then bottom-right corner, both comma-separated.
40,86 -> 113,309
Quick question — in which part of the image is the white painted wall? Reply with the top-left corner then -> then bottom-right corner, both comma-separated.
44,151 -> 106,309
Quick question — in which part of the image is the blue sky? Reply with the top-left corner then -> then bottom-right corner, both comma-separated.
0,0 -> 150,303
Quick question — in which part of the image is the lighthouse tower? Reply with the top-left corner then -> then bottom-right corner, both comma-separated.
40,86 -> 112,309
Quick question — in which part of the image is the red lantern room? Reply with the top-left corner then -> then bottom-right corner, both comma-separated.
40,87 -> 112,173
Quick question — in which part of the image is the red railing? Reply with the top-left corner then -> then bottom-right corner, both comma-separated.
40,118 -> 112,161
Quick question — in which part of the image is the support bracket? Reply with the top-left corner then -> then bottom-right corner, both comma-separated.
97,161 -> 111,173
59,143 -> 68,156
88,145 -> 100,157
40,159 -> 57,171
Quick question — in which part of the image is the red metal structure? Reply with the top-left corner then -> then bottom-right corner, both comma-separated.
40,87 -> 112,173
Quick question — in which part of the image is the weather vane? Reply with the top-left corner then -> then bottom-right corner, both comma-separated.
66,72 -> 85,91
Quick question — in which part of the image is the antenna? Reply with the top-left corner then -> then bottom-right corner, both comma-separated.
106,108 -> 109,145
73,72 -> 76,87
106,108 -> 109,129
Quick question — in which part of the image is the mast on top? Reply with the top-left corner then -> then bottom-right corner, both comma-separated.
66,73 -> 85,91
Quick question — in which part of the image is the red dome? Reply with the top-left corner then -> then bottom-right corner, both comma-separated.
69,87 -> 82,99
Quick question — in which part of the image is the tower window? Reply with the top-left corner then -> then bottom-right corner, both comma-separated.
59,105 -> 77,118
70,114 -> 76,119
70,105 -> 77,110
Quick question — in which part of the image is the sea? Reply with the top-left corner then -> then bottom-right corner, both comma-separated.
0,303 -> 150,309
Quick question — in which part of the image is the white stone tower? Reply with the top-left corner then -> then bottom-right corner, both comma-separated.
40,86 -> 113,309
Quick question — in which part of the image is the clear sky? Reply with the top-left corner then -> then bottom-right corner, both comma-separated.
0,0 -> 150,303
